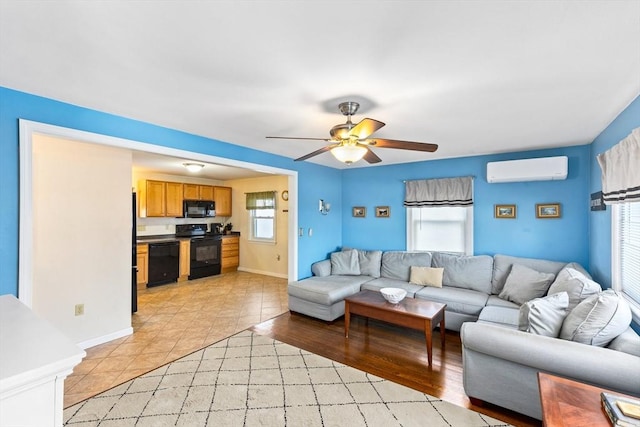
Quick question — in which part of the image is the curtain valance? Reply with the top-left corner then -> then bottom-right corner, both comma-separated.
245,191 -> 276,210
597,127 -> 640,204
404,176 -> 473,207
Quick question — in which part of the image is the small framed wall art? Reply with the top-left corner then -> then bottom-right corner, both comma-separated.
495,204 -> 516,219
536,203 -> 561,218
375,206 -> 390,218
352,206 -> 366,218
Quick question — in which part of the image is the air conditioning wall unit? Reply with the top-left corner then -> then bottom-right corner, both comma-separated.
487,156 -> 568,183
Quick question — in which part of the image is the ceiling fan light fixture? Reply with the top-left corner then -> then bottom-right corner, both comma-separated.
183,162 -> 205,172
330,144 -> 367,165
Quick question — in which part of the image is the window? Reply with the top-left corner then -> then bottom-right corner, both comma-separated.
246,191 -> 276,243
612,202 -> 640,313
406,206 -> 473,254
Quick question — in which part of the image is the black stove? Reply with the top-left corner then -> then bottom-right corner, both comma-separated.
176,224 -> 222,279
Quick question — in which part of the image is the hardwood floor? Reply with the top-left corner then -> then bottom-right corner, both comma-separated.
251,311 -> 541,427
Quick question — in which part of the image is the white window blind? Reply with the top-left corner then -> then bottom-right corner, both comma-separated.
246,191 -> 276,243
406,206 -> 473,254
614,202 -> 640,307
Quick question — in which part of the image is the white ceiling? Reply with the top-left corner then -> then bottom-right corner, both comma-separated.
1,1 -> 639,178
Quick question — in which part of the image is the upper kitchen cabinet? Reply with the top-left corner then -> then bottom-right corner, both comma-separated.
183,184 -> 214,201
214,186 -> 232,216
139,180 -> 183,217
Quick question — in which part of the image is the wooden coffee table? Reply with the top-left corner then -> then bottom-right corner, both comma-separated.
344,290 -> 446,365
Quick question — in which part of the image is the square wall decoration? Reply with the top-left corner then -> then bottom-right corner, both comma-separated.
352,206 -> 366,217
536,203 -> 561,218
375,206 -> 390,218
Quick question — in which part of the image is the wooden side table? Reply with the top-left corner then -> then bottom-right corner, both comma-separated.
538,372 -> 637,426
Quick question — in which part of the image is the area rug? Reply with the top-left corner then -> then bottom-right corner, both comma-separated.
64,330 -> 511,427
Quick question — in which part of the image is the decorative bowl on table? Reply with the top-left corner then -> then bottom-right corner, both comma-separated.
380,287 -> 407,304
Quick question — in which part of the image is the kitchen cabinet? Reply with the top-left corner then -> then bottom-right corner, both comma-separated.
214,186 -> 232,216
178,239 -> 190,281
183,184 -> 214,201
139,180 -> 184,217
221,236 -> 239,273
136,244 -> 148,288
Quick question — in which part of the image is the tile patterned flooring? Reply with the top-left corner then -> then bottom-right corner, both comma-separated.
63,271 -> 288,408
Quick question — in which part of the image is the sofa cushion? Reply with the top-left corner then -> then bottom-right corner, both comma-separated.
415,286 -> 488,316
563,262 -> 592,280
311,259 -> 332,277
432,252 -> 493,294
356,250 -> 382,278
410,266 -> 443,287
331,250 -> 360,275
491,254 -> 566,295
548,267 -> 601,310
380,251 -> 432,281
560,290 -> 632,347
518,292 -> 569,337
485,295 -> 520,309
361,277 -> 424,298
288,276 -> 370,306
477,306 -> 519,329
498,264 -> 556,305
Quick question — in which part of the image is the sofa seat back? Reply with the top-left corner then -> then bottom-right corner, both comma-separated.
380,251 -> 432,281
432,253 -> 493,294
491,254 -> 566,295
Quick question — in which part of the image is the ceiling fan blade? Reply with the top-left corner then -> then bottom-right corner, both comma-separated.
266,136 -> 330,141
294,143 -> 339,161
369,138 -> 438,152
349,118 -> 385,139
362,147 -> 382,164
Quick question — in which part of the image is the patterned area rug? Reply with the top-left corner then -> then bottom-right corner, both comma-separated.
64,331 -> 511,426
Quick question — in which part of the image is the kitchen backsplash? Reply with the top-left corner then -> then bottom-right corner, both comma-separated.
136,217 -> 231,236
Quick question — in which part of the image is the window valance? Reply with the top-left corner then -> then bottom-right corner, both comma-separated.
404,176 -> 473,207
245,191 -> 276,210
597,127 -> 640,204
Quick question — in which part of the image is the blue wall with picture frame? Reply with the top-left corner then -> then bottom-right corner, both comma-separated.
341,144 -> 591,266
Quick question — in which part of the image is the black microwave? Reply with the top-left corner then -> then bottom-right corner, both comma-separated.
183,200 -> 216,218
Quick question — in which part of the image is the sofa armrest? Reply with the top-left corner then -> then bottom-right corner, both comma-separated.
461,322 -> 640,395
311,259 -> 331,277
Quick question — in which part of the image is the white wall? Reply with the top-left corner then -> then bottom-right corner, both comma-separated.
226,175 -> 289,278
32,135 -> 132,345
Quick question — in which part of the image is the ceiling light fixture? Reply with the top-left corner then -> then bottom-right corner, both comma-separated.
330,144 -> 367,165
183,162 -> 205,172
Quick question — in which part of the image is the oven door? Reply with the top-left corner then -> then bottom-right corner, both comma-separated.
189,237 -> 221,279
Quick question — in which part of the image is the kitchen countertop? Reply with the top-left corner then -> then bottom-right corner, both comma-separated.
136,233 -> 239,245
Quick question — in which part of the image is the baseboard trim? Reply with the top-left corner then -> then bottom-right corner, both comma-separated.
77,327 -> 133,349
237,267 -> 288,279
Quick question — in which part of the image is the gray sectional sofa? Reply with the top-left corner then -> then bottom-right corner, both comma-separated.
287,249 -> 640,420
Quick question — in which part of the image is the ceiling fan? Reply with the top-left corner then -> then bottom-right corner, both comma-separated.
266,101 -> 438,165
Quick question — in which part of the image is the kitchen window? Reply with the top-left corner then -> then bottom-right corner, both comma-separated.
246,191 -> 276,243
612,202 -> 640,317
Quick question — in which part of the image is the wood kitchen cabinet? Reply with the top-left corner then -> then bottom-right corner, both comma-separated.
178,239 -> 190,281
139,180 -> 184,217
214,186 -> 232,216
221,236 -> 239,273
183,184 -> 214,201
136,244 -> 148,288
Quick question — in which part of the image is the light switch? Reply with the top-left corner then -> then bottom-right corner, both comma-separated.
308,228 -> 313,237
299,227 -> 304,237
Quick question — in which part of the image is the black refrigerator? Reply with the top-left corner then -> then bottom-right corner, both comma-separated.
131,192 -> 138,313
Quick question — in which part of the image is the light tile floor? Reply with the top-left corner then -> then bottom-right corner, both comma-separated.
63,271 -> 288,407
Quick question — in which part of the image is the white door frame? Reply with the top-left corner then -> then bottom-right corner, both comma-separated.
18,119 -> 298,307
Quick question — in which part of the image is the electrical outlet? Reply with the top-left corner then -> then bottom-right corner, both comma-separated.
75,304 -> 84,316
276,254 -> 281,261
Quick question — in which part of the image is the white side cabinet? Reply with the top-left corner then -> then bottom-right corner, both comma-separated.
0,295 -> 86,427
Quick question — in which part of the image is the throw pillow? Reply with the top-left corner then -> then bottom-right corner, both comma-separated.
410,266 -> 444,288
518,292 -> 569,337
348,249 -> 382,278
498,264 -> 556,305
560,289 -> 632,347
330,250 -> 360,275
547,267 -> 601,310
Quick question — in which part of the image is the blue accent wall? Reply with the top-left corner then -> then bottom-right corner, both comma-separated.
342,146 -> 591,265
0,87 -> 342,295
589,95 -> 640,287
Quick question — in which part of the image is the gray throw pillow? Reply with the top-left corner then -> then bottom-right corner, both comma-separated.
330,250 -> 360,275
560,289 -> 632,347
518,292 -> 569,337
548,267 -> 601,310
498,264 -> 556,305
354,249 -> 382,277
